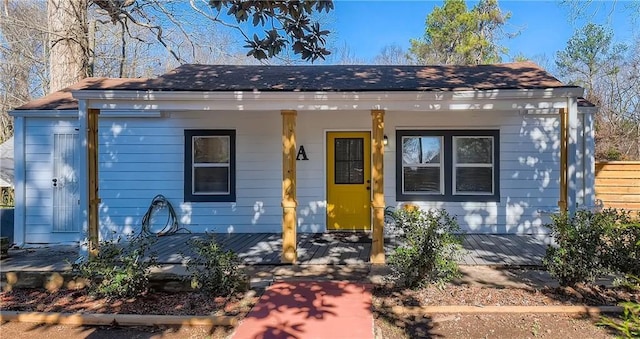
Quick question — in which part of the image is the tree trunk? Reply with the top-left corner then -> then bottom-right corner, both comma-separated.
48,0 -> 88,93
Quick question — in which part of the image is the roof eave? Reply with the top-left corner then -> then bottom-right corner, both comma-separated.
73,86 -> 584,102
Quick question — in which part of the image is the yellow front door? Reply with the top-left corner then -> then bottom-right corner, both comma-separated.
327,132 -> 371,231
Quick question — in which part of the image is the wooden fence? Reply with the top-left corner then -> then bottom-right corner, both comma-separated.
595,161 -> 640,212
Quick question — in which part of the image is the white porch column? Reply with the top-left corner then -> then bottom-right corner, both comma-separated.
583,110 -> 596,208
12,116 -> 26,247
78,100 -> 88,257
567,97 -> 578,215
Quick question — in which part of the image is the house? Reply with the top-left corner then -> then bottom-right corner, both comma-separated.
9,62 -> 596,263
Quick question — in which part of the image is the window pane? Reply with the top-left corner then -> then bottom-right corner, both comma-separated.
403,167 -> 441,193
194,167 -> 229,193
456,137 -> 492,163
402,137 -> 441,165
335,138 -> 363,161
334,138 -> 364,184
194,136 -> 229,163
456,167 -> 492,193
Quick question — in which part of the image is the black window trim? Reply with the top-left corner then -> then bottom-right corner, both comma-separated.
396,129 -> 500,202
184,129 -> 236,202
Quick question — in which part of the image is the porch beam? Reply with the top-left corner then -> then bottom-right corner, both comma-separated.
281,110 -> 297,263
371,109 -> 385,264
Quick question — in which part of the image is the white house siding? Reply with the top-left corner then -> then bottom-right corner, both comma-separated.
20,108 -> 593,243
97,111 -> 282,237
384,110 -> 593,234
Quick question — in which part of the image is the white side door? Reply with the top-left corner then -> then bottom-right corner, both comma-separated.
52,133 -> 79,233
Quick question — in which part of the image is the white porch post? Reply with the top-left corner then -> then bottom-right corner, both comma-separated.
12,116 -> 26,247
78,100 -> 89,257
567,97 -> 578,215
584,110 -> 596,208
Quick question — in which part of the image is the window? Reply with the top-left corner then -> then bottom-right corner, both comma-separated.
396,130 -> 499,202
334,138 -> 365,184
184,130 -> 236,202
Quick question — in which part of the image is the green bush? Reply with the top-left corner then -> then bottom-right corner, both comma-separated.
543,208 -> 640,286
183,235 -> 244,295
72,236 -> 158,299
387,206 -> 462,288
603,215 -> 640,276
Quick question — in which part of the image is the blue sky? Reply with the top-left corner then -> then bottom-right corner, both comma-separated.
328,0 -> 638,64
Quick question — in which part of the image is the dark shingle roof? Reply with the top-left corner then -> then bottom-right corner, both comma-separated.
15,62 -> 578,111
85,62 -> 569,92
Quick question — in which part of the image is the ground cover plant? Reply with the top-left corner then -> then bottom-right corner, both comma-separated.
182,234 -> 246,295
71,236 -> 158,299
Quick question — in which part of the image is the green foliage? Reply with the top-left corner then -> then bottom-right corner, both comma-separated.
0,187 -> 13,207
183,235 -> 244,295
72,236 -> 158,299
210,0 -> 334,62
387,206 -> 463,288
598,276 -> 640,338
543,209 -> 640,286
603,219 -> 640,276
555,23 -> 626,92
603,148 -> 624,161
555,23 -> 639,161
409,0 -> 512,65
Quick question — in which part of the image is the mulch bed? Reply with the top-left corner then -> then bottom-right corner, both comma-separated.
373,284 -> 640,306
373,282 -> 639,308
0,289 -> 258,317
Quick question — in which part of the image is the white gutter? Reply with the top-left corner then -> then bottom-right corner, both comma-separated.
72,87 -> 584,102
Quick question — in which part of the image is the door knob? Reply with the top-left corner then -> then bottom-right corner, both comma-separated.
366,186 -> 370,190
52,178 -> 57,187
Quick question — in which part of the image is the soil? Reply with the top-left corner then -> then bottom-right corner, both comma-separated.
1,269 -> 637,339
371,273 -> 638,339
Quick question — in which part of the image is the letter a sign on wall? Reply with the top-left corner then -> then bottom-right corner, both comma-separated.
296,145 -> 309,160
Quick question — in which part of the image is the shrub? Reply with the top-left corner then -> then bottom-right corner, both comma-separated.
72,236 -> 158,299
183,235 -> 244,295
387,207 -> 462,288
603,214 -> 640,276
543,208 -> 640,286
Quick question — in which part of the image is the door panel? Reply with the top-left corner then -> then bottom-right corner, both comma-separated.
327,132 -> 371,230
53,133 -> 79,233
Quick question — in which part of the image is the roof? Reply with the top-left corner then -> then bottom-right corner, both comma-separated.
15,77 -> 149,111
15,62 -> 580,111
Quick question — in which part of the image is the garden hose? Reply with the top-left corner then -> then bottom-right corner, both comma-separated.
140,194 -> 189,236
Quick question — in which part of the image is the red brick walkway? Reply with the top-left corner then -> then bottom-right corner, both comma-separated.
232,281 -> 373,339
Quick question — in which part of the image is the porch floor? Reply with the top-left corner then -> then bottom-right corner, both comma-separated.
0,233 -> 551,272
153,232 -> 550,266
